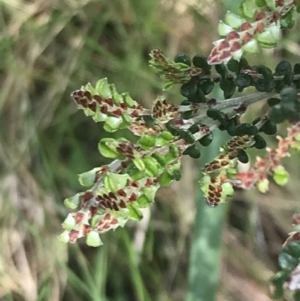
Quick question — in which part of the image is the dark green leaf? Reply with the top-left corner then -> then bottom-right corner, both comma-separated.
276,60 -> 292,75
227,125 -> 237,136
207,108 -> 219,119
178,129 -> 195,143
174,53 -> 191,66
235,123 -> 258,136
215,64 -> 228,78
267,97 -> 281,107
143,115 -> 156,127
199,132 -> 213,146
280,10 -> 295,29
294,63 -> 300,75
253,135 -> 266,149
260,120 -> 277,135
235,73 -> 252,88
284,72 -> 294,85
192,54 -> 211,71
269,105 -> 286,123
280,87 -> 298,104
278,251 -> 299,271
220,78 -> 236,99
227,58 -> 240,73
284,241 -> 300,258
166,121 -> 179,136
252,117 -> 261,125
183,145 -> 201,158
189,124 -> 200,134
198,79 -> 214,95
237,149 -> 249,163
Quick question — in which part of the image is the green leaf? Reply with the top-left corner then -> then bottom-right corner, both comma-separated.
160,131 -> 174,141
95,78 -> 112,98
98,138 -> 123,159
137,194 -> 152,207
257,178 -> 269,193
109,84 -> 122,105
122,92 -> 137,108
169,144 -> 179,158
121,112 -> 132,125
220,79 -> 236,99
183,145 -> 201,159
64,194 -> 81,209
235,123 -> 258,136
239,0 -> 256,18
92,109 -> 108,122
174,53 -> 191,66
257,30 -> 277,48
253,135 -> 266,149
180,81 -> 206,103
273,166 -> 289,186
237,149 -> 249,163
84,82 -> 97,95
267,97 -> 281,107
198,79 -> 214,95
163,81 -> 175,90
260,120 -> 277,135
255,0 -> 266,7
192,54 -> 211,71
138,135 -> 156,149
199,133 -> 213,146
152,153 -> 166,166
224,11 -> 245,28
58,231 -> 71,244
159,171 -> 174,187
221,182 -> 234,198
235,73 -> 252,88
143,157 -> 159,177
265,0 -> 276,10
178,129 -> 195,143
172,168 -> 182,181
242,38 -> 259,53
227,58 -> 240,73
218,21 -> 233,36
276,60 -> 292,75
78,168 -> 99,187
62,214 -> 76,231
278,251 -> 299,271
280,10 -> 295,29
215,64 -> 228,79
284,242 -> 300,258
133,158 -> 145,171
103,117 -> 123,132
103,173 -> 130,192
127,204 -> 143,220
86,231 -> 103,247
280,87 -> 298,104
270,270 -> 290,299
269,105 -> 286,123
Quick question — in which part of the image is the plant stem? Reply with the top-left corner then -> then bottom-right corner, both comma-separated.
182,91 -> 276,128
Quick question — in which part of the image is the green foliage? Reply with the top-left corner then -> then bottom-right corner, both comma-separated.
271,242 -> 300,299
39,0 -> 300,300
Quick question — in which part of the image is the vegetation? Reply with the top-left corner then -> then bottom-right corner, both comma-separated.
2,0 -> 300,300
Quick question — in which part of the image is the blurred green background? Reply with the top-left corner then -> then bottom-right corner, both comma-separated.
1,0 -> 300,300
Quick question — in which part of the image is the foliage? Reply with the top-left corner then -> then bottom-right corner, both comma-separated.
55,0 -> 300,299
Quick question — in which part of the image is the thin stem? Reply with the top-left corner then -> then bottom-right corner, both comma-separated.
196,70 -> 300,82
182,91 -> 277,129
